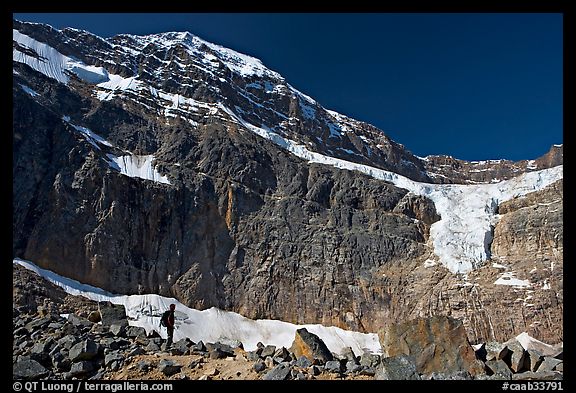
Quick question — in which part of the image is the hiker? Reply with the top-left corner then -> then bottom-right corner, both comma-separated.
160,303 -> 176,348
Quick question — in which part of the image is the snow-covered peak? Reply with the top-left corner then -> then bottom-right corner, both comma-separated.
114,30 -> 283,79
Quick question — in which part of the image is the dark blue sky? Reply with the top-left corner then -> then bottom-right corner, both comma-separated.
14,13 -> 563,161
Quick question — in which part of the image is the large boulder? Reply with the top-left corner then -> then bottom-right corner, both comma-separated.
99,303 -> 128,327
378,316 -> 482,376
13,359 -> 49,380
289,328 -> 333,363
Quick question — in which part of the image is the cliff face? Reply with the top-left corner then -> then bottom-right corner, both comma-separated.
13,20 -> 562,343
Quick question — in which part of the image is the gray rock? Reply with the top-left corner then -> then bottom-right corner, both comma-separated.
99,303 -> 128,327
485,359 -> 513,380
324,360 -> 343,373
109,324 -> 126,337
145,342 -> 160,352
209,348 -> 231,359
260,345 -> 277,358
295,355 -> 312,368
340,347 -> 357,362
58,334 -> 80,350
424,371 -> 472,380
127,347 -> 146,357
253,360 -> 266,373
375,355 -> 421,380
68,361 -> 95,377
104,352 -> 123,368
191,340 -> 206,353
246,350 -> 261,361
485,341 -> 506,361
90,324 -> 108,335
359,367 -> 377,376
273,346 -> 291,361
263,363 -> 292,380
13,359 -> 49,380
67,314 -> 93,328
147,330 -> 161,338
289,328 -> 333,363
526,349 -> 543,371
126,326 -> 147,338
502,339 -> 528,373
537,357 -> 563,372
137,360 -> 152,372
13,326 -> 29,336
360,353 -> 381,368
48,322 -> 64,330
555,363 -> 563,372
25,317 -> 52,332
512,371 -> 563,380
217,338 -> 243,349
158,359 -> 182,376
69,339 -> 99,362
346,360 -> 363,373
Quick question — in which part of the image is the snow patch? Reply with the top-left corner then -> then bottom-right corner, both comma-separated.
494,272 -> 531,288
106,154 -> 171,185
13,258 -> 381,356
19,83 -> 39,97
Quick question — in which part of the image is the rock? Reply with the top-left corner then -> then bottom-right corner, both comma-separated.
295,355 -> 312,368
424,371 -> 472,380
485,359 -> 513,380
246,351 -> 261,361
90,324 -> 108,335
126,326 -> 147,338
359,367 -> 377,376
188,358 -> 203,369
308,365 -> 321,376
13,359 -> 49,380
289,328 -> 333,363
170,338 -> 192,355
273,346 -> 291,362
25,317 -> 51,331
360,353 -> 381,368
502,339 -> 528,373
158,360 -> 182,376
526,349 -> 543,371
104,352 -> 123,368
68,361 -> 95,377
260,345 -> 276,358
346,360 -> 363,373
264,356 -> 275,369
145,342 -> 160,352
263,363 -> 292,380
67,314 -> 93,328
484,341 -> 506,361
69,339 -> 99,362
99,303 -> 128,327
555,363 -> 563,372
109,324 -> 126,337
13,326 -> 29,336
147,330 -> 161,338
340,347 -> 357,362
324,360 -> 343,373
137,360 -> 152,372
537,357 -> 563,372
253,360 -> 266,373
209,348 -> 231,359
512,371 -> 563,380
191,341 -> 206,353
375,355 -> 421,380
127,347 -> 145,357
379,316 -> 479,376
205,342 -> 235,356
88,311 -> 102,323
217,338 -> 243,349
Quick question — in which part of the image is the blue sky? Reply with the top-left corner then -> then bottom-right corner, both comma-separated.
13,13 -> 563,161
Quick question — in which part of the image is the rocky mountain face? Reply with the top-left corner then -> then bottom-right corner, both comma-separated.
12,20 -> 563,345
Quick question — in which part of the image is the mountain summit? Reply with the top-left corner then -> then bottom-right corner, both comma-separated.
13,20 -> 563,344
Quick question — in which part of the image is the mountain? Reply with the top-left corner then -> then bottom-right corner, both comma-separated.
12,20 -> 563,344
